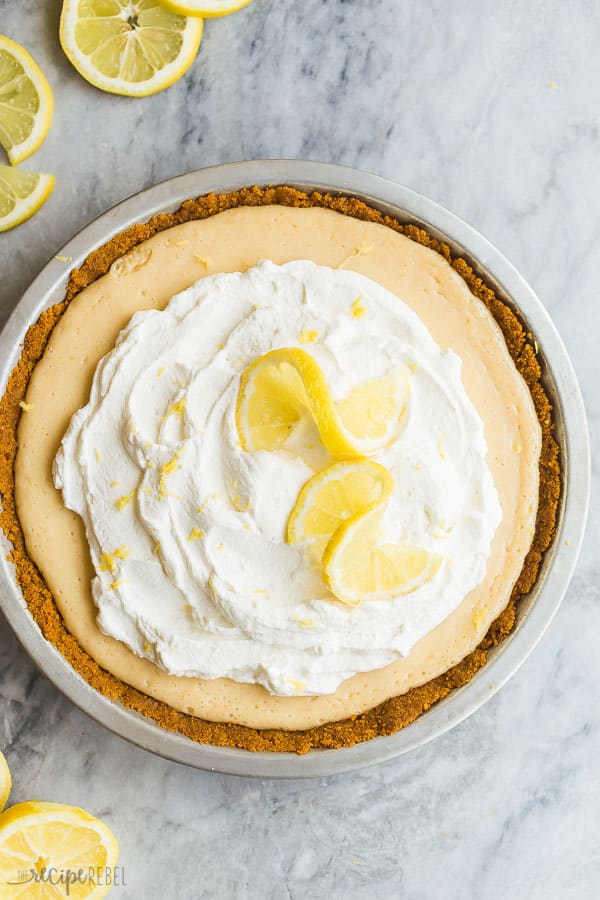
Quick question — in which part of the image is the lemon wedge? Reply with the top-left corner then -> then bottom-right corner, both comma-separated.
287,459 -> 393,558
236,348 -> 409,458
59,0 -> 204,97
0,36 -> 54,166
0,752 -> 11,812
161,0 -> 252,16
0,801 -> 119,898
323,499 -> 442,606
0,164 -> 55,232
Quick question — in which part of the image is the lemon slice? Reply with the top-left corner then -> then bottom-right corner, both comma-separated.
0,752 -> 11,812
161,0 -> 252,17
0,36 -> 54,166
0,164 -> 55,232
236,348 -> 409,458
59,0 -> 204,97
287,459 -> 393,553
0,801 -> 119,898
323,502 -> 442,605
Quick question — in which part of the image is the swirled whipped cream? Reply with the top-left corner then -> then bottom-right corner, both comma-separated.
54,260 -> 502,696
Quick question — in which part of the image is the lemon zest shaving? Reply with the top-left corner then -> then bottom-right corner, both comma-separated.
438,432 -> 446,460
298,328 -> 318,344
350,297 -> 366,319
472,608 -> 486,629
339,243 -> 372,268
294,616 -> 316,629
158,450 -> 181,499
168,398 -> 186,419
115,491 -> 134,511
194,255 -> 212,269
99,545 -> 130,572
187,528 -> 205,541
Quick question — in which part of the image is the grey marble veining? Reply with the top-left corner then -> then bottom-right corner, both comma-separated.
1,1 -> 599,897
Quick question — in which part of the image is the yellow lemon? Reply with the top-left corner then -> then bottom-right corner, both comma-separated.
323,500 -> 442,606
0,36 -> 54,166
161,0 -> 252,16
0,800 -> 119,899
287,459 -> 393,559
59,0 -> 204,97
236,348 -> 409,458
0,164 -> 55,232
0,752 -> 11,812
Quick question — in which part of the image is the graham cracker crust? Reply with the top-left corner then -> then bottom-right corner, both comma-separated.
0,186 -> 560,754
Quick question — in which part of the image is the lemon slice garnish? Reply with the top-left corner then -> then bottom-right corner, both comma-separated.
288,459 -> 441,605
323,499 -> 442,606
0,800 -> 119,898
0,752 -> 11,812
0,164 -> 55,232
59,0 -> 204,97
287,459 -> 393,559
0,36 -> 54,166
161,0 -> 252,16
236,348 -> 409,458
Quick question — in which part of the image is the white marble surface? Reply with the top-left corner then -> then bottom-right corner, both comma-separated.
1,1 -> 599,897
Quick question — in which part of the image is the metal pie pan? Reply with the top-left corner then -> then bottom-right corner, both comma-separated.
0,161 -> 590,777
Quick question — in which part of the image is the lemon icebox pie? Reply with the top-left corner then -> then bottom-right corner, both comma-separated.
0,187 -> 559,753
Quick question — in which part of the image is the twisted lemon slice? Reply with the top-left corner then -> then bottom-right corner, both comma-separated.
287,459 -> 392,557
288,459 -> 441,605
0,801 -> 119,898
323,503 -> 442,606
236,348 -> 409,458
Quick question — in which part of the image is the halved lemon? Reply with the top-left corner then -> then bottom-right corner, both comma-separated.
323,503 -> 442,606
236,348 -> 409,458
0,164 -> 55,232
0,752 -> 11,812
287,459 -> 393,555
59,0 -> 204,97
161,0 -> 252,17
0,36 -> 54,166
0,801 -> 119,898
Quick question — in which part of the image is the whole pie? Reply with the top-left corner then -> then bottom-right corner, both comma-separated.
0,187 -> 560,753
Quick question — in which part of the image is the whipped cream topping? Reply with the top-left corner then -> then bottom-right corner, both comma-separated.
55,260 -> 502,696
